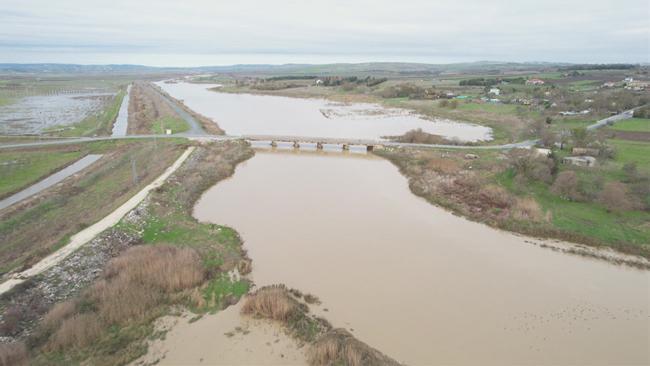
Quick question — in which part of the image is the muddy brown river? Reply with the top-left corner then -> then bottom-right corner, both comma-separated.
194,149 -> 649,365
156,82 -> 492,142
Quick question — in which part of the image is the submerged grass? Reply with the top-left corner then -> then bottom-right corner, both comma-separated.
241,285 -> 402,366
47,89 -> 126,137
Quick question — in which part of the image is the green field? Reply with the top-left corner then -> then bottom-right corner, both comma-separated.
497,168 -> 650,248
610,118 -> 650,132
0,150 -> 83,197
610,139 -> 650,170
151,116 -> 190,134
551,118 -> 594,132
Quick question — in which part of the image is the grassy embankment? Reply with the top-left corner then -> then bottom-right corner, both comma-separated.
153,83 -> 225,135
128,82 -> 190,135
376,143 -> 650,261
20,141 -> 254,365
0,149 -> 83,198
46,89 -> 126,137
151,116 -> 190,135
0,139 -> 185,275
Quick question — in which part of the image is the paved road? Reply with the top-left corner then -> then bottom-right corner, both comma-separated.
0,107 -> 638,151
586,109 -> 635,130
152,87 -> 206,135
0,154 -> 103,210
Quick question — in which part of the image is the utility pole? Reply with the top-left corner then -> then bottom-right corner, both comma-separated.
131,158 -> 138,186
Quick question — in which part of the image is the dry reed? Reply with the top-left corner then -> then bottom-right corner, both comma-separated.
0,342 -> 28,366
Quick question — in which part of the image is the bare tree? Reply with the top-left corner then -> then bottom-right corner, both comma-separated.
599,182 -> 632,212
551,170 -> 580,200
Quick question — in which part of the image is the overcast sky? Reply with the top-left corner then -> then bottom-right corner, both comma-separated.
1,0 -> 648,66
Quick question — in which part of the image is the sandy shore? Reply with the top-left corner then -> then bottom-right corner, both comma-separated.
132,302 -> 307,366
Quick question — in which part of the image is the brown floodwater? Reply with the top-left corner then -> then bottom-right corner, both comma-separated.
194,150 -> 649,365
156,81 -> 492,142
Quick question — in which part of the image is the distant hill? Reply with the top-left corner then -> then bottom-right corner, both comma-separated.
0,63 -> 172,74
2,61 -> 639,77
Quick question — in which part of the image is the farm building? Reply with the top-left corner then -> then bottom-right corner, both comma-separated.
526,78 -> 545,85
563,156 -> 597,167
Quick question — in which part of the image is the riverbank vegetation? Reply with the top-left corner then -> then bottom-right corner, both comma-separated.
376,128 -> 650,262
0,141 -> 254,365
242,285 -> 402,366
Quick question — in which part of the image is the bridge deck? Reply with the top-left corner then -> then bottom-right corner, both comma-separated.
241,135 -> 381,146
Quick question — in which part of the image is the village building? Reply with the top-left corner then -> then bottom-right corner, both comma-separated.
571,147 -> 600,156
563,156 -> 597,167
624,80 -> 648,91
560,110 -> 590,116
525,78 -> 545,85
533,148 -> 552,157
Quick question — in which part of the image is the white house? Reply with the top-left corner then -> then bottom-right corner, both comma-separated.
526,78 -> 545,85
563,156 -> 597,167
489,88 -> 501,95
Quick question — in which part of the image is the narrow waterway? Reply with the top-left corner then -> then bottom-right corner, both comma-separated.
193,149 -> 649,365
111,84 -> 131,137
156,82 -> 492,141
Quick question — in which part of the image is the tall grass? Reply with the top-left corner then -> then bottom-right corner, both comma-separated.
241,285 -> 302,322
308,329 -> 403,366
0,342 -> 28,366
42,245 -> 205,352
241,285 -> 401,365
241,285 -> 329,342
48,313 -> 102,351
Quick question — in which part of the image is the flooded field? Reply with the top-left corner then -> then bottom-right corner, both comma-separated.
156,82 -> 492,141
0,92 -> 113,134
192,149 -> 649,365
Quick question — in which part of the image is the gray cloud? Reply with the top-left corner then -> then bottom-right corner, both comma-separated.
1,0 -> 648,65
